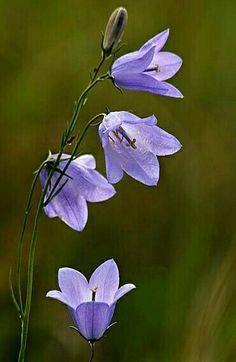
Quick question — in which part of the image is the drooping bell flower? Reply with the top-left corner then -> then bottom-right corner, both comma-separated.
46,259 -> 136,342
39,153 -> 116,232
99,111 -> 182,185
111,29 -> 183,98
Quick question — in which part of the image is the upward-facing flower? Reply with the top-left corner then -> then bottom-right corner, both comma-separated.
39,153 -> 115,232
47,259 -> 135,342
111,29 -> 183,98
99,111 -> 182,185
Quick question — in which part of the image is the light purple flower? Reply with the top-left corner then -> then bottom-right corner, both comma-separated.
39,153 -> 115,232
47,259 -> 136,342
99,111 -> 182,185
111,29 -> 183,98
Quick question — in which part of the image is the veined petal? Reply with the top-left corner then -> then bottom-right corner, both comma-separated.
113,284 -> 136,303
103,143 -> 124,184
45,183 -> 88,231
66,163 -> 116,203
123,123 -> 182,156
46,290 -> 69,306
73,302 -> 115,341
112,46 -> 155,75
40,159 -> 89,231
158,80 -> 184,98
110,72 -> 167,94
111,138 -> 160,185
100,112 -> 123,133
116,72 -> 183,98
149,51 -> 183,81
107,111 -> 157,126
89,259 -> 119,304
140,28 -> 169,53
58,267 -> 90,309
73,154 -> 96,169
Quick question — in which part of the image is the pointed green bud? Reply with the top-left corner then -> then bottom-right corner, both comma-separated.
102,7 -> 128,56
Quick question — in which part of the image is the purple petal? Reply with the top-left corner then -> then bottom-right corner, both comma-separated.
40,162 -> 88,231
58,268 -> 90,309
45,185 -> 88,231
109,136 -> 160,185
124,123 -> 182,156
46,290 -> 69,305
113,284 -> 136,303
149,51 -> 183,81
67,162 -> 116,203
112,46 -> 155,75
140,29 -> 169,53
102,142 -> 124,184
89,259 -> 119,304
99,113 -> 123,135
72,302 -> 115,341
105,111 -> 157,127
115,72 -> 183,98
157,81 -> 183,98
74,154 -> 96,169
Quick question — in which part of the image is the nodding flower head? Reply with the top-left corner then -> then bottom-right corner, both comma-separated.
111,29 -> 183,98
39,153 -> 115,232
46,259 -> 136,342
99,111 -> 182,185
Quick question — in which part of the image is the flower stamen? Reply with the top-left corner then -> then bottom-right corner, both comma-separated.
111,126 -> 137,149
90,287 -> 98,301
144,64 -> 161,73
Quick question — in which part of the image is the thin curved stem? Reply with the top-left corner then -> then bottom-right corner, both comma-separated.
89,343 -> 95,362
18,196 -> 44,362
16,165 -> 44,313
64,73 -> 109,145
91,53 -> 106,82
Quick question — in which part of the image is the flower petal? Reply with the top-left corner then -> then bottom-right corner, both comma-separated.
89,259 -> 119,304
72,302 -> 115,341
58,267 -> 90,309
66,162 -> 116,203
108,111 -> 157,126
149,51 -> 183,81
124,123 -> 182,156
115,72 -> 183,98
140,28 -> 169,53
103,143 -> 124,184
112,45 -> 155,75
46,184 -> 88,231
110,137 -> 160,185
113,284 -> 136,303
74,154 -> 96,169
46,290 -> 69,305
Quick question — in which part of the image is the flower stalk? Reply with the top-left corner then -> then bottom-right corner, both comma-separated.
14,60 -> 110,362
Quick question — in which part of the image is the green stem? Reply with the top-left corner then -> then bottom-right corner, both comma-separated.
64,73 -> 109,145
16,167 -> 43,313
89,343 -> 95,362
91,52 -> 106,82
18,196 -> 43,362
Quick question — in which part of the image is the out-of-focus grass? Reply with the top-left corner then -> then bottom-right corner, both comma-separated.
0,0 -> 236,361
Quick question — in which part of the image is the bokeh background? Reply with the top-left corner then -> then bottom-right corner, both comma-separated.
1,0 -> 236,361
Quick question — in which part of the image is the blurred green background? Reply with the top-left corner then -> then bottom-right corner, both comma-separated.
1,0 -> 236,361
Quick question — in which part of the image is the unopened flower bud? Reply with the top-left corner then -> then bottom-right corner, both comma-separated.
102,7 -> 128,56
